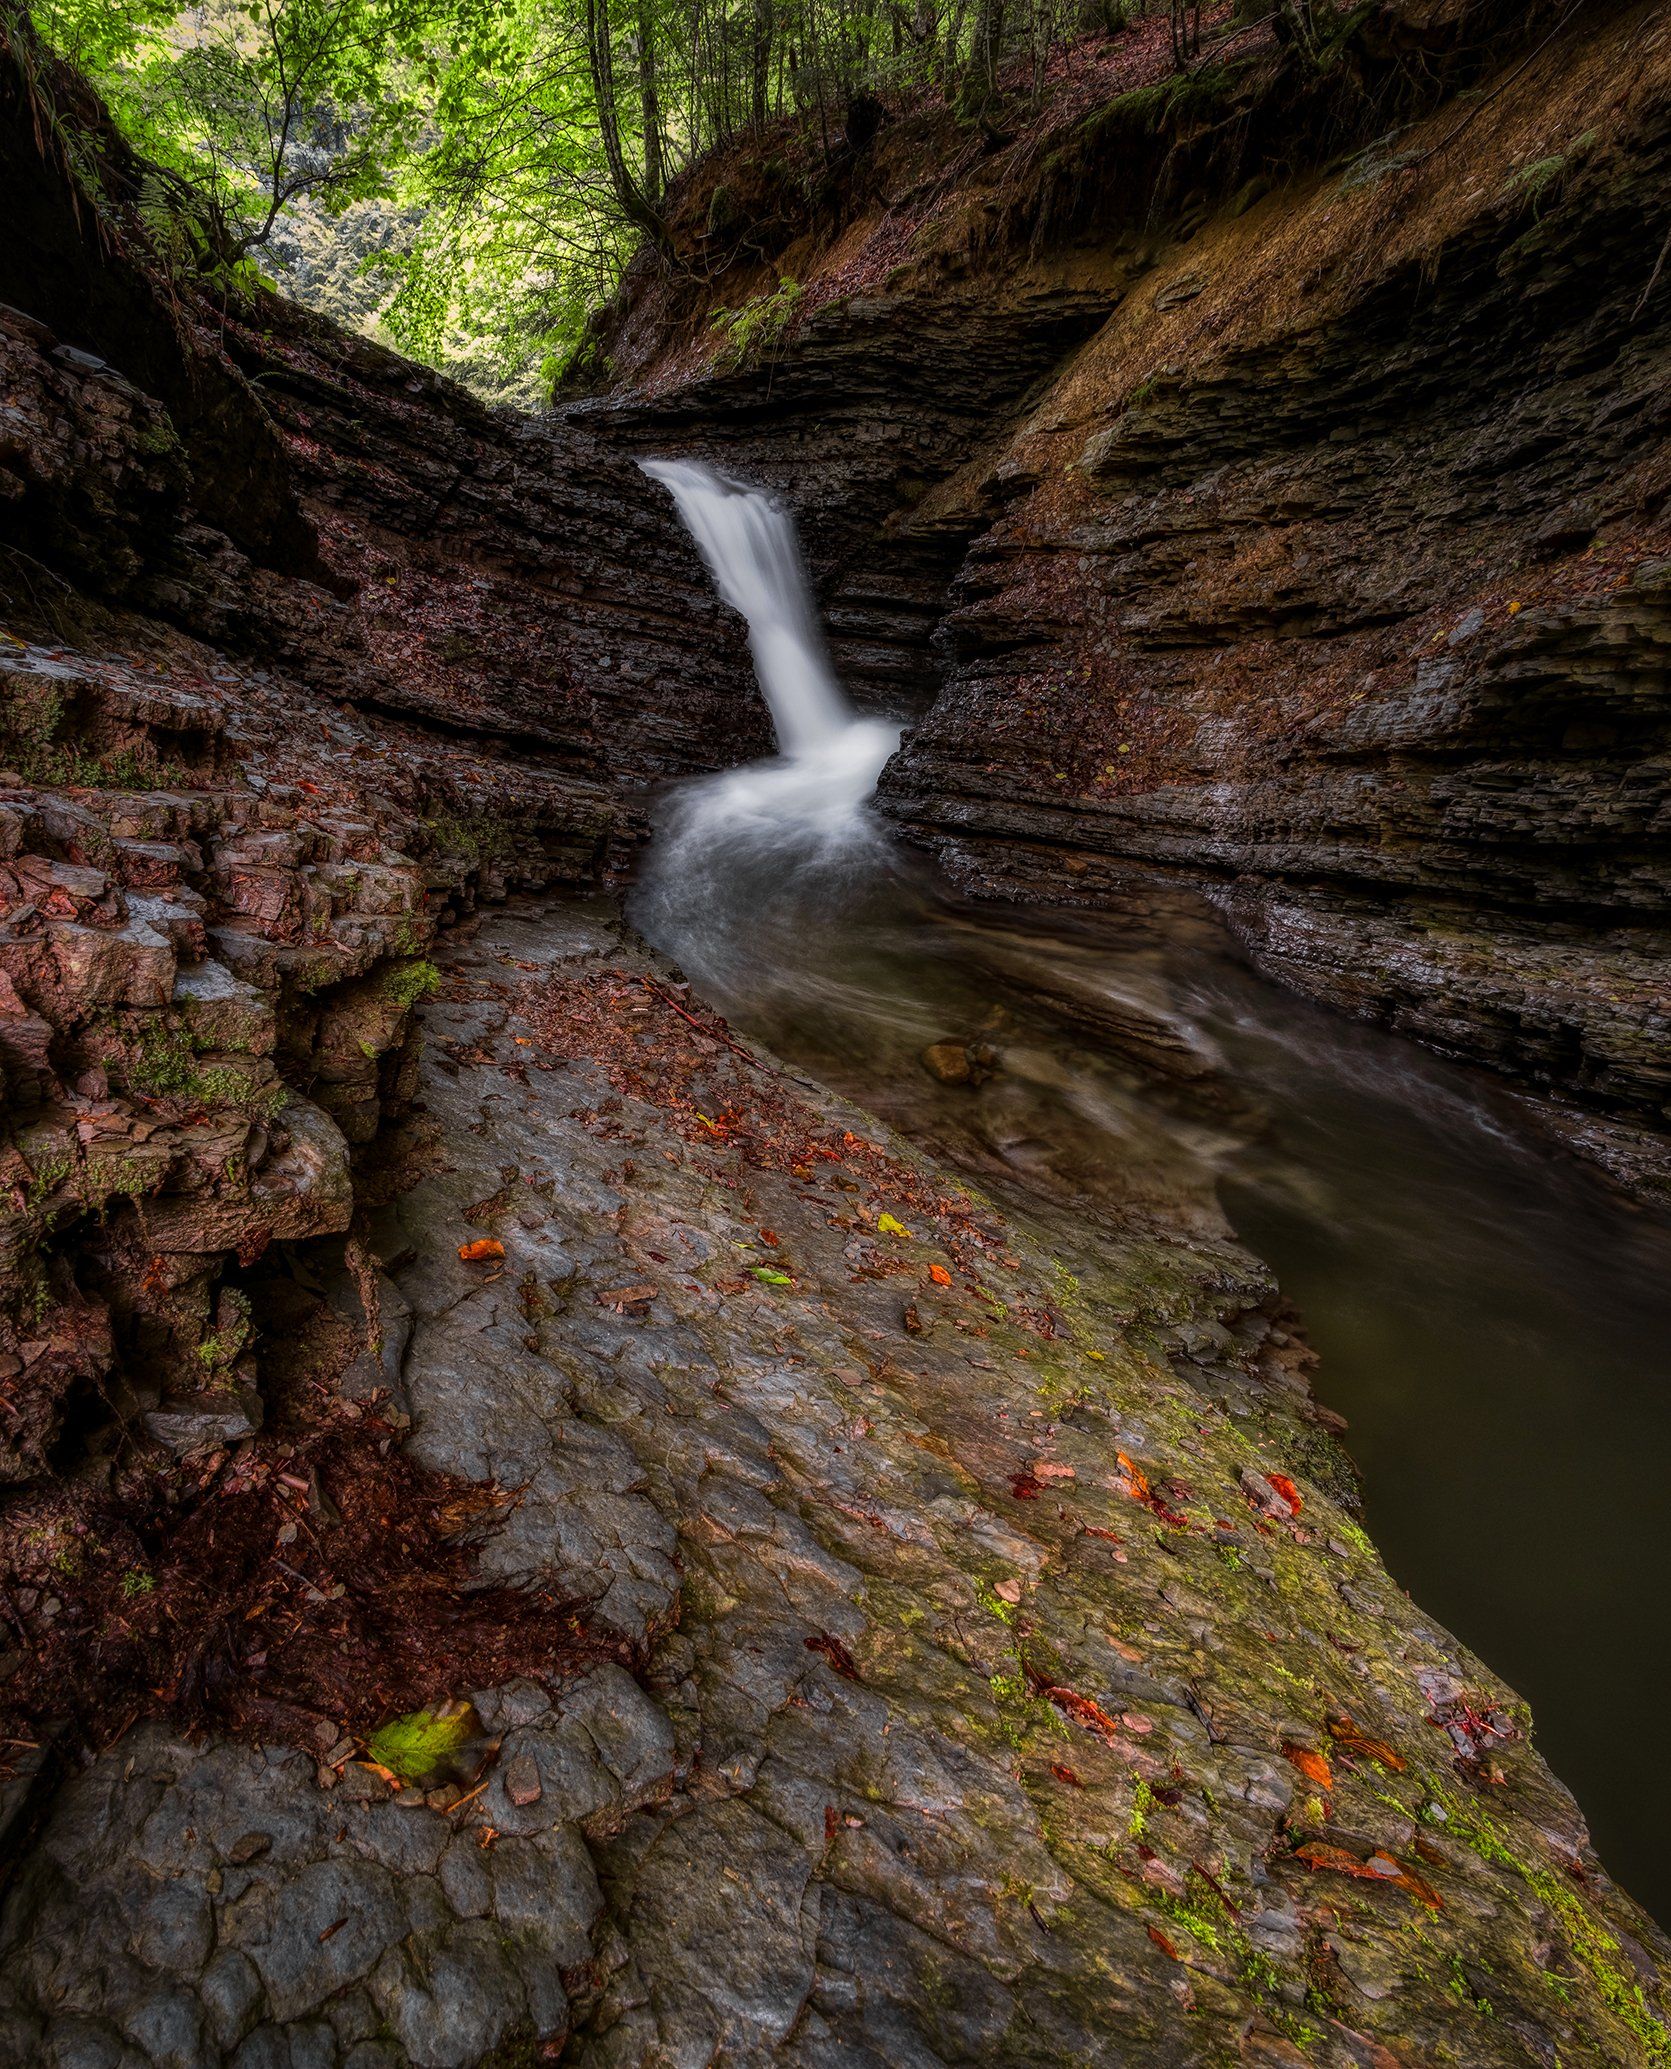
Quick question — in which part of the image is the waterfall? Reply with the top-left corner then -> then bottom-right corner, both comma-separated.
632,458 -> 902,996
640,458 -> 850,757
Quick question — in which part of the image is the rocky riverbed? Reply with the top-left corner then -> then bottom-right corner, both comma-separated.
4,896 -> 1668,2067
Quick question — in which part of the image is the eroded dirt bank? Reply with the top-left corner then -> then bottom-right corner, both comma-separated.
5,897 -> 1670,2068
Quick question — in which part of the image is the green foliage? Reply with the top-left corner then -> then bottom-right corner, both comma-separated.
37,0 -> 1130,398
710,277 -> 802,368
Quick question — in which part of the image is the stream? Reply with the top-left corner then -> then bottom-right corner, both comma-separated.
634,460 -> 1671,1925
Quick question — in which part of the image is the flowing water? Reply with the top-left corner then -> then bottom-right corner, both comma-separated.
634,460 -> 1671,1923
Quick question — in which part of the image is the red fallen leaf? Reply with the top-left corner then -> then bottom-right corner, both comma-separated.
1010,1471 -> 1042,1500
1147,1924 -> 1181,1960
1082,1523 -> 1124,1544
1329,1715 -> 1407,1772
760,1229 -> 780,1246
457,1238 -> 505,1262
1267,1472 -> 1303,1516
805,1632 -> 861,1680
1049,1763 -> 1083,1787
297,779 -> 321,795
1295,1843 -> 1442,1910
824,1805 -> 840,1843
1041,1684 -> 1120,1744
928,1264 -> 952,1286
1283,1743 -> 1334,1790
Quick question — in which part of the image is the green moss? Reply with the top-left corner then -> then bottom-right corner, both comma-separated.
23,1149 -> 72,1211
0,725 -> 173,791
381,959 -> 442,1009
975,1579 -> 1018,1626
122,1023 -> 283,1119
197,1289 -> 253,1372
1442,1793 -> 1671,2062
423,809 -> 514,866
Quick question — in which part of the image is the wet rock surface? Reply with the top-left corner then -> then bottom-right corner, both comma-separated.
6,900 -> 1666,2066
870,9 -> 1671,1195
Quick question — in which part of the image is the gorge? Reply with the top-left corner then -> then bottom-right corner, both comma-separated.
1,0 -> 1669,2062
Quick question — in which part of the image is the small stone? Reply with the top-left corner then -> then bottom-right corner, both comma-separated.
920,1040 -> 973,1085
503,1753 -> 542,1808
228,1832 -> 272,1864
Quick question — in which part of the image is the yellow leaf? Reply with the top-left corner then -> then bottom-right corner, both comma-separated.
877,1212 -> 910,1237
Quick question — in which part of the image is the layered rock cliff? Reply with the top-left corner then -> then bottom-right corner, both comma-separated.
593,0 -> 1671,1200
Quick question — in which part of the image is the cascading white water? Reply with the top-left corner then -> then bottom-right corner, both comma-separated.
640,458 -> 852,758
632,459 -> 902,994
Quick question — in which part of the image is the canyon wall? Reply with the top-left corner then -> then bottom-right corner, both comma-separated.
597,0 -> 1671,1199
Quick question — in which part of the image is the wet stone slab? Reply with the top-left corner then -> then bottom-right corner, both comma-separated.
2,899 -> 1668,2066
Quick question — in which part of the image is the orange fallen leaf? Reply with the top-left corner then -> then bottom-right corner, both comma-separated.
1147,1924 -> 1181,1960
928,1264 -> 952,1286
457,1238 -> 505,1263
1328,1715 -> 1406,1772
1283,1743 -> 1334,1790
1295,1842 -> 1441,1910
1296,1841 -> 1371,1878
1116,1451 -> 1151,1503
1041,1684 -> 1120,1744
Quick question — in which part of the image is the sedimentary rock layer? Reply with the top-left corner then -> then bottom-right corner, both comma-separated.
595,0 -> 1671,1197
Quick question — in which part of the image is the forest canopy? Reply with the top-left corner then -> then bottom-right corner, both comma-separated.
27,0 -> 1142,400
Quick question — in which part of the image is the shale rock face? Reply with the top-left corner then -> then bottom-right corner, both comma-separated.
878,24 -> 1671,1195
593,0 -> 1671,1198
0,616 -> 617,1522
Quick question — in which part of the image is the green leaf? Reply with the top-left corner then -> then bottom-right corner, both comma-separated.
752,1267 -> 793,1285
364,1699 -> 483,1782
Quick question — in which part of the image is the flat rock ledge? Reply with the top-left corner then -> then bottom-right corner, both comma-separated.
3,901 -> 1667,2069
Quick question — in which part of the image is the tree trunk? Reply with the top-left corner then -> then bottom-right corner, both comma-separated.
751,0 -> 774,129
585,0 -> 668,247
962,0 -> 1003,111
635,0 -> 664,203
